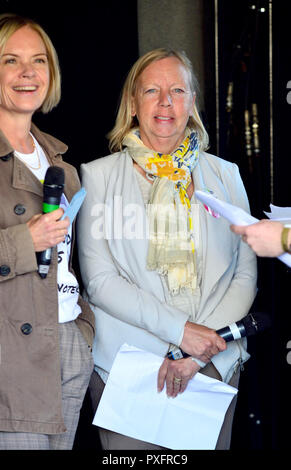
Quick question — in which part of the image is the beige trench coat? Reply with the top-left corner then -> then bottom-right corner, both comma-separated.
0,124 -> 95,434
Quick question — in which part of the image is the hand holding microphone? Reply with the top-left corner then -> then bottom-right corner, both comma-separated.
26,166 -> 69,278
179,322 -> 227,364
168,312 -> 271,361
27,208 -> 69,251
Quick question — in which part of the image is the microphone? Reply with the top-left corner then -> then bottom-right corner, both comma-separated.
167,312 -> 271,360
37,166 -> 65,279
216,311 -> 271,342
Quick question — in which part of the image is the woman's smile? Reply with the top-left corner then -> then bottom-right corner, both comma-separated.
131,56 -> 195,154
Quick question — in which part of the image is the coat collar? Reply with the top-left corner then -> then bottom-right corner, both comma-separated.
0,122 -> 77,201
0,122 -> 67,160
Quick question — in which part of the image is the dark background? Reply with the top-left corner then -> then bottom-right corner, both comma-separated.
1,0 -> 290,451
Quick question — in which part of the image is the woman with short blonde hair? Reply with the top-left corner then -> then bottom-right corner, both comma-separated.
0,13 -> 61,113
79,48 -> 257,450
108,48 -> 209,153
0,13 -> 94,450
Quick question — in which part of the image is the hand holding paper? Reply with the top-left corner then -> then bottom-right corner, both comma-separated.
195,190 -> 291,267
93,344 -> 237,450
231,219 -> 288,258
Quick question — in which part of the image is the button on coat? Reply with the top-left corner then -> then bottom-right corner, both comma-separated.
0,265 -> 10,276
14,204 -> 26,215
21,323 -> 33,335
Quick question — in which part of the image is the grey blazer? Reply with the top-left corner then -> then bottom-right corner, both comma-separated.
78,150 -> 257,383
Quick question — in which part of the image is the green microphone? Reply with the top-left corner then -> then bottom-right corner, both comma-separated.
37,166 -> 65,278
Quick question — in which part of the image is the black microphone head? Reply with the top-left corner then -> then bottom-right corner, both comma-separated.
44,166 -> 65,186
241,312 -> 272,337
43,166 -> 65,201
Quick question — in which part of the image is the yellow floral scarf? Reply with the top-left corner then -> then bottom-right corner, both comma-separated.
123,127 -> 199,294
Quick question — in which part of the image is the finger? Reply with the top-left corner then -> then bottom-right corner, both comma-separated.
45,213 -> 68,228
171,377 -> 182,397
208,347 -> 220,357
42,208 -> 62,221
53,207 -> 65,219
45,209 -> 70,227
217,336 -> 227,351
45,226 -> 68,248
57,230 -> 68,242
165,373 -> 174,396
31,213 -> 42,222
230,224 -> 245,235
47,220 -> 70,235
157,360 -> 168,392
62,215 -> 70,226
199,353 -> 212,363
26,213 -> 42,229
166,367 -> 182,397
179,380 -> 188,394
208,336 -> 226,356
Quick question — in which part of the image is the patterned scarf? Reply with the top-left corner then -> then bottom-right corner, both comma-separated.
123,127 -> 199,294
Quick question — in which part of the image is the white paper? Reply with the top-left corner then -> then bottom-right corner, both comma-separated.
195,190 -> 258,225
93,344 -> 237,450
263,204 -> 291,224
195,190 -> 291,268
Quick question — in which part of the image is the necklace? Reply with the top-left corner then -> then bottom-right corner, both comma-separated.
14,134 -> 41,170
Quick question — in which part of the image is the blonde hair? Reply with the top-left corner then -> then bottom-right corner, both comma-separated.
108,48 -> 209,153
0,13 -> 61,113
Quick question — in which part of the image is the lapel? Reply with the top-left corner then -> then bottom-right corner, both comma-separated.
107,152 -> 166,300
108,151 -> 150,262
6,123 -> 78,202
12,156 -> 43,197
193,157 -> 238,300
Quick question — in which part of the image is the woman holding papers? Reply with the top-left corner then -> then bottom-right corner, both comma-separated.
0,14 -> 94,449
78,48 -> 257,450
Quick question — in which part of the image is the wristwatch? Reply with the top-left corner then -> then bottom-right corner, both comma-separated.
281,224 -> 291,254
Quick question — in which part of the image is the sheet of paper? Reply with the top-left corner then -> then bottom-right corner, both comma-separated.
195,190 -> 291,268
93,344 -> 238,450
195,190 -> 258,225
263,204 -> 291,224
61,187 -> 86,225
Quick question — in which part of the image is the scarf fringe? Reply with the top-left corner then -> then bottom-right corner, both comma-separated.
146,263 -> 197,296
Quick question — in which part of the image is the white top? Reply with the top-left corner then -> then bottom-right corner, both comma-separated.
14,133 -> 50,182
14,134 -> 81,323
